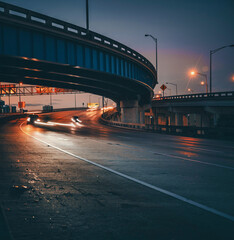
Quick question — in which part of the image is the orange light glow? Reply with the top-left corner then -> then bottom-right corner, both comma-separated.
190,71 -> 195,75
23,68 -> 41,72
101,106 -> 114,111
201,81 -> 205,85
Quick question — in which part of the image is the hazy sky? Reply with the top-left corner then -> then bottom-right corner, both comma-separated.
1,0 -> 234,108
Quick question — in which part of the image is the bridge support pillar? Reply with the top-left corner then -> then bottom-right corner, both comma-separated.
175,113 -> 183,126
213,113 -> 220,127
120,100 -> 149,124
170,113 -> 176,126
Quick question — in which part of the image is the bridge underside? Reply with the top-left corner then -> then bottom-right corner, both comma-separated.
0,55 -> 153,105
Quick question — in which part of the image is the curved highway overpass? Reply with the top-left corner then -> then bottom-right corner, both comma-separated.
0,1 -> 157,114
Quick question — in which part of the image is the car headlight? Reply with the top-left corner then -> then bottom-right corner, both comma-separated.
27,117 -> 30,122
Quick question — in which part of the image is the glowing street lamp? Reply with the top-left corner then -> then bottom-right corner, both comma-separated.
190,71 -> 208,93
188,88 -> 194,93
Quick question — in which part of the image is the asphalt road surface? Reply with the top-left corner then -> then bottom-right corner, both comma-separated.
0,109 -> 234,240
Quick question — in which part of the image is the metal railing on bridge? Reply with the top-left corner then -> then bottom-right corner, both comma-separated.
153,91 -> 234,102
0,1 -> 155,75
0,84 -> 82,96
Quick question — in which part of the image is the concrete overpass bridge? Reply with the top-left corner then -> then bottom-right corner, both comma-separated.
147,91 -> 234,137
0,1 -> 157,123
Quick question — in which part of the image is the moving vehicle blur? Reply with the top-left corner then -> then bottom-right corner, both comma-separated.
27,114 -> 39,124
71,116 -> 82,123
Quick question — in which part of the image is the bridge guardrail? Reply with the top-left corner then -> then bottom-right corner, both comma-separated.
0,1 -> 156,78
153,91 -> 234,102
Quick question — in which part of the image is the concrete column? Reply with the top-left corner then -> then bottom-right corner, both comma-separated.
116,101 -> 121,112
201,113 -> 211,128
175,113 -> 183,126
120,100 -> 147,124
170,113 -> 176,126
154,112 -> 158,126
195,114 -> 202,127
213,113 -> 220,127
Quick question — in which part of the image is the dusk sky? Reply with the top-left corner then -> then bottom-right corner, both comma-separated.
1,0 -> 234,109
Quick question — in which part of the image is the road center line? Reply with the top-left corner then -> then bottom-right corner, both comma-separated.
20,122 -> 234,222
105,141 -> 233,170
186,146 -> 222,153
151,151 -> 234,170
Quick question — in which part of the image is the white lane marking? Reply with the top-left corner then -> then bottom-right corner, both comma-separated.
152,151 -> 234,171
106,141 -> 234,170
58,138 -> 68,141
185,146 -> 222,153
20,122 -> 234,222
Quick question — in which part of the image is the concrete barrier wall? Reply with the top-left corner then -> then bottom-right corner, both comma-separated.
0,113 -> 26,123
100,117 -> 145,130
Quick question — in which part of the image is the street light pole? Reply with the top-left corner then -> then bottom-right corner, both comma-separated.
166,82 -> 178,95
167,88 -> 171,96
209,50 -> 212,93
145,34 -> 158,82
86,0 -> 89,32
209,44 -> 234,93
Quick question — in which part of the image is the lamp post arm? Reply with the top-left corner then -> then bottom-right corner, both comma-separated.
210,44 -> 234,93
197,73 -> 206,78
166,82 -> 178,95
211,44 -> 234,54
145,34 -> 158,79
